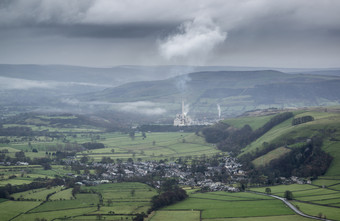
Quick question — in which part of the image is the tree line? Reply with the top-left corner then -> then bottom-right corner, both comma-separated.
202,112 -> 294,156
244,136 -> 332,184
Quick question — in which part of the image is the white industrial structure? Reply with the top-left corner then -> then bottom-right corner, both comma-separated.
174,100 -> 193,126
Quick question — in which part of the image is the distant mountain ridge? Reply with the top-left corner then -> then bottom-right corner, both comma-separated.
81,70 -> 340,118
1,64 -> 340,120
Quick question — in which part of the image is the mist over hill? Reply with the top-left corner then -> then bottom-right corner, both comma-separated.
1,64 -> 340,123
81,70 -> 340,119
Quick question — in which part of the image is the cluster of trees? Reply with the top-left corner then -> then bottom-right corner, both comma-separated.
81,142 -> 105,150
292,115 -> 314,125
0,126 -> 35,136
0,178 -> 65,199
267,137 -> 332,178
148,179 -> 188,213
245,137 -> 332,184
203,112 -> 294,156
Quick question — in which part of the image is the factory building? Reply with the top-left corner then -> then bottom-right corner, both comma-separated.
174,100 -> 193,126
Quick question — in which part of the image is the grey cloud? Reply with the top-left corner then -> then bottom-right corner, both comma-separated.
0,0 -> 339,67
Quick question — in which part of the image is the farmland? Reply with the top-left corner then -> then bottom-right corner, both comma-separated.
1,109 -> 340,220
3,182 -> 158,221
159,191 -> 294,220
250,184 -> 340,220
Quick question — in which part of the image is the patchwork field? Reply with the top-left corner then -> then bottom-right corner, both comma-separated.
250,184 -> 340,220
76,132 -> 220,161
162,191 -> 294,220
3,182 -> 157,221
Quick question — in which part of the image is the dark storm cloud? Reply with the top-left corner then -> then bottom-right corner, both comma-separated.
0,0 -> 339,67
2,23 -> 177,39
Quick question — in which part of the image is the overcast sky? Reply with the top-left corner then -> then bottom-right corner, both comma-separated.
0,0 -> 339,68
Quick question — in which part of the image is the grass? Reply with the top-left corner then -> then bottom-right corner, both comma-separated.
77,132 -> 219,161
0,178 -> 33,186
292,201 -> 340,220
49,188 -> 74,200
13,207 -> 96,221
250,184 -> 318,196
202,215 -> 313,221
149,210 -> 200,221
0,200 -> 41,220
11,186 -> 63,201
252,147 -> 291,167
30,193 -> 99,213
224,114 -> 275,130
240,117 -> 294,156
164,192 -> 294,219
251,183 -> 340,220
82,182 -> 157,215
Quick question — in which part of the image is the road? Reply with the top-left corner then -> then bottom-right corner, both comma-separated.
247,191 -> 332,221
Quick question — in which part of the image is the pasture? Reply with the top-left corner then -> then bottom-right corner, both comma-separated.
252,146 -> 291,167
250,184 -> 340,220
163,191 -> 294,219
76,132 -> 220,161
11,186 -> 63,201
149,210 -> 200,221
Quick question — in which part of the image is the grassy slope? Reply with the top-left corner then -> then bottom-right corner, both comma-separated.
252,147 -> 291,167
163,191 -> 293,219
224,114 -> 274,130
237,111 -> 340,171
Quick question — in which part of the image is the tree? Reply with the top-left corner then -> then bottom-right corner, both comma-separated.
42,163 -> 51,170
107,199 -> 113,206
131,189 -> 135,197
284,190 -> 293,200
142,132 -> 146,139
129,131 -> 135,140
80,155 -> 89,164
15,151 -> 26,160
265,187 -> 271,194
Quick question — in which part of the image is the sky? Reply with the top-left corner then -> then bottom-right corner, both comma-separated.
0,0 -> 340,68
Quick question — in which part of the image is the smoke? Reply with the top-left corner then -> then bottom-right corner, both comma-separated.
183,101 -> 190,116
60,99 -> 166,116
217,103 -> 221,118
158,15 -> 227,64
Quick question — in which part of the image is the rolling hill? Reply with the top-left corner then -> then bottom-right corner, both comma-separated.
82,70 -> 340,118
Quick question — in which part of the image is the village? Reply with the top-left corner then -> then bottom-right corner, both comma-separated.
63,156 -> 245,192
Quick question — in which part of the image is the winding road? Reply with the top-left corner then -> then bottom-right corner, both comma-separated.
247,191 -> 332,221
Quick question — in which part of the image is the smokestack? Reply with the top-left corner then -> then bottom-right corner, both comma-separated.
217,104 -> 221,119
182,100 -> 185,115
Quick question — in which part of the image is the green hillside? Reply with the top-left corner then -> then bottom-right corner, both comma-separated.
227,108 -> 340,177
82,70 -> 340,118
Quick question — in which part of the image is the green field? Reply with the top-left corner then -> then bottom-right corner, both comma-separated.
13,207 -> 97,221
49,188 -> 74,200
30,193 -> 99,213
76,132 -> 220,161
224,114 -> 275,130
292,201 -> 340,220
250,184 -> 340,220
252,147 -> 291,167
0,200 -> 41,220
149,210 -> 200,221
204,215 -> 313,221
11,186 -> 63,201
163,191 -> 294,219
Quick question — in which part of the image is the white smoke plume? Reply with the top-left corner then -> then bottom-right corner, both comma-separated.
158,16 -> 227,64
217,103 -> 221,118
